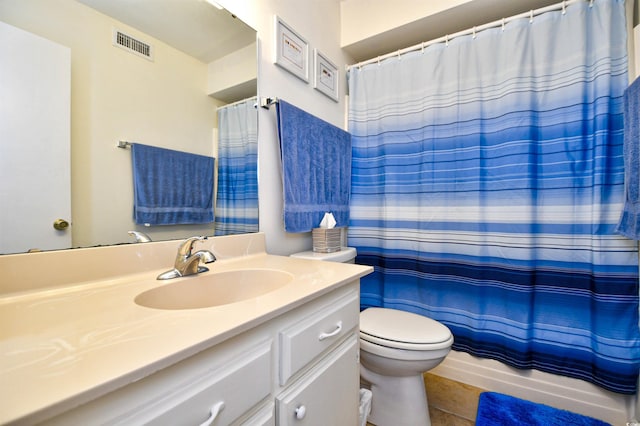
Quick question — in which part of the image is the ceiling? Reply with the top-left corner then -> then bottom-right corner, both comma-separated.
342,0 -> 561,63
76,0 -> 256,63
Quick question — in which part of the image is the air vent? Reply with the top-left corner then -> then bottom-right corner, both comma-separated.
112,29 -> 154,61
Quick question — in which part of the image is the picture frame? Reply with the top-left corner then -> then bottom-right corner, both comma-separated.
313,49 -> 339,102
274,16 -> 309,83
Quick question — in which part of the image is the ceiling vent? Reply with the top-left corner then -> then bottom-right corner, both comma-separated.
112,28 -> 154,61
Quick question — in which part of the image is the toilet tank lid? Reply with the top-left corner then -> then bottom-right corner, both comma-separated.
290,247 -> 356,263
360,308 -> 452,345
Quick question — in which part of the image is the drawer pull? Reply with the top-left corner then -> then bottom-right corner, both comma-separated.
295,405 -> 307,419
318,321 -> 343,341
199,401 -> 225,426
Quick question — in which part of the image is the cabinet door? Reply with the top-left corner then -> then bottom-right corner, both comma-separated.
142,343 -> 271,426
276,336 -> 359,426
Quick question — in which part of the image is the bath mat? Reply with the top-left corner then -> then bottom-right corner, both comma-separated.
476,392 -> 611,426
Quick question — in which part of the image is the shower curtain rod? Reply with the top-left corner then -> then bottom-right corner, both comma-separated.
346,0 -> 590,71
216,95 -> 258,110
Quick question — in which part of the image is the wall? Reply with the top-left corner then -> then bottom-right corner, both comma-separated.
207,42 -> 258,101
0,0 -> 221,248
341,0 -> 471,47
218,0 -> 351,256
635,24 -> 640,79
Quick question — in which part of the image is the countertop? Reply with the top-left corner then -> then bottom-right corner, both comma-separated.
0,253 -> 372,425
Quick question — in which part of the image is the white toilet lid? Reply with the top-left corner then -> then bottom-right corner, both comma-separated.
360,308 -> 452,349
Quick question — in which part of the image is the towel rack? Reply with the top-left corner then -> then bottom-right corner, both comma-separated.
260,97 -> 279,109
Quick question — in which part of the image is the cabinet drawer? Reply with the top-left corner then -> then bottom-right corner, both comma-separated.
234,401 -> 275,426
279,291 -> 359,385
276,336 -> 359,426
143,342 -> 272,425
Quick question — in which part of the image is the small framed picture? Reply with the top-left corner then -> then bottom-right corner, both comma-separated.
313,49 -> 339,102
274,16 -> 309,83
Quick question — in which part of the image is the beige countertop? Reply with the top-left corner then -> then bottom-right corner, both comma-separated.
0,252 -> 372,425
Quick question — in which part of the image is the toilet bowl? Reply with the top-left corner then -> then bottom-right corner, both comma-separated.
359,307 -> 453,426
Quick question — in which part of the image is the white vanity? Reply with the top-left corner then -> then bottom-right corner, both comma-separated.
0,233 -> 372,425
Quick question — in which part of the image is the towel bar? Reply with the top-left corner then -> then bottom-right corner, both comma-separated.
260,97 -> 279,109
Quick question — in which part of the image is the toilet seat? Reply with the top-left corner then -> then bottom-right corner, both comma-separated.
360,308 -> 453,351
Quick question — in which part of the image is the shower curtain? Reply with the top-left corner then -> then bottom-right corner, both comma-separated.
215,97 -> 258,236
348,0 -> 640,394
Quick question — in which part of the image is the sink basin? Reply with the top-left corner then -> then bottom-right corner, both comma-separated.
135,269 -> 294,310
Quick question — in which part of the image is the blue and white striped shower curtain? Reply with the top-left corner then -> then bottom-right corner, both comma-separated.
214,97 -> 258,235
348,0 -> 640,394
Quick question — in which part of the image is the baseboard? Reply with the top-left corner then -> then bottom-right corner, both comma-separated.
429,350 -> 632,425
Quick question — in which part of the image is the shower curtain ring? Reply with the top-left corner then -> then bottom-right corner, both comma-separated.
589,0 -> 593,7
445,34 -> 449,46
501,18 -> 506,32
562,0 -> 566,15
529,10 -> 534,23
473,26 -> 477,39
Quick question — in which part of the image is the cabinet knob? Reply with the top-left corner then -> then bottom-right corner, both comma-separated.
294,405 -> 307,420
199,401 -> 224,426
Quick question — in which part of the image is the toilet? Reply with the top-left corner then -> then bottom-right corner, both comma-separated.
359,307 -> 453,426
290,247 -> 453,426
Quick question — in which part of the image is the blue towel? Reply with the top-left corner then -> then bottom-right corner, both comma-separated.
276,100 -> 351,232
131,143 -> 214,225
616,77 -> 640,240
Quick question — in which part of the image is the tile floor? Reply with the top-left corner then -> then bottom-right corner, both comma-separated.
428,406 -> 476,426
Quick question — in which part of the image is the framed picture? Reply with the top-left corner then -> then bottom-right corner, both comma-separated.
274,16 -> 309,83
313,49 -> 338,101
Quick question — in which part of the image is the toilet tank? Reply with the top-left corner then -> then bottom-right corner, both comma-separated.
290,247 -> 357,263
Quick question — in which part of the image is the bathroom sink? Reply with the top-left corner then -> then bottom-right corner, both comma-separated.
134,269 -> 294,310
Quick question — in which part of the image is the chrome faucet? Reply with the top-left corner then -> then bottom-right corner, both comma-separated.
157,236 -> 216,280
128,230 -> 152,243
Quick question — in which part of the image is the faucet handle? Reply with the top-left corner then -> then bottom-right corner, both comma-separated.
178,236 -> 208,257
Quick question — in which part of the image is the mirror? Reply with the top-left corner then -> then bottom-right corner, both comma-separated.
0,0 -> 258,254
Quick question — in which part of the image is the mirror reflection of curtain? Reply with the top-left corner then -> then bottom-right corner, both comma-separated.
215,97 -> 258,236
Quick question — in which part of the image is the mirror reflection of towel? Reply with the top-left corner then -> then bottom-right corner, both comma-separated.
276,100 -> 351,233
131,143 -> 214,225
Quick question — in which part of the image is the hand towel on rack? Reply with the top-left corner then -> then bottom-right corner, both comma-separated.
276,100 -> 351,233
131,143 -> 214,225
616,76 -> 640,239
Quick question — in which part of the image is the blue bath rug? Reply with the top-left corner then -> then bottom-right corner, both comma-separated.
476,392 -> 611,426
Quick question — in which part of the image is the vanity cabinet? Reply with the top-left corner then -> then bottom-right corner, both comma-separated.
40,282 -> 360,426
